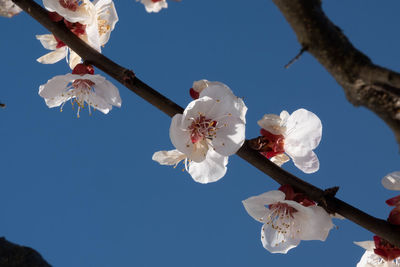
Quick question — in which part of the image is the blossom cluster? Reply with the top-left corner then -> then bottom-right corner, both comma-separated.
10,0 -> 397,265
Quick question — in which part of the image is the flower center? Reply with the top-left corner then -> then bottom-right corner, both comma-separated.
98,19 -> 111,37
263,202 -> 298,236
373,236 -> 400,262
188,115 -> 218,144
59,0 -> 80,11
259,129 -> 285,158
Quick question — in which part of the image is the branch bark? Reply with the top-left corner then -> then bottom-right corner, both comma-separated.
12,0 -> 400,247
0,237 -> 51,267
272,0 -> 400,145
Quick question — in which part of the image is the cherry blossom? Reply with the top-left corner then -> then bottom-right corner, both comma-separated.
137,0 -> 167,13
153,81 -> 246,183
38,64 -> 121,117
257,108 -> 322,173
355,238 -> 400,267
0,0 -> 22,17
37,0 -> 117,69
242,185 -> 333,254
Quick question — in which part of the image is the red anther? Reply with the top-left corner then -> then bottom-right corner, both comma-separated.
64,20 -> 86,36
48,11 -> 63,22
373,235 -> 400,261
72,64 -> 95,75
189,88 -> 200,100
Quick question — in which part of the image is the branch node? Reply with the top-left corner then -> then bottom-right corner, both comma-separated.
122,69 -> 136,87
284,47 -> 307,69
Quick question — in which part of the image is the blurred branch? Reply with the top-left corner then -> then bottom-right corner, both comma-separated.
273,0 -> 400,145
12,0 -> 400,247
0,103 -> 6,108
0,237 -> 51,267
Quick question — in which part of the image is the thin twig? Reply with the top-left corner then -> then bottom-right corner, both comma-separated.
284,47 -> 307,69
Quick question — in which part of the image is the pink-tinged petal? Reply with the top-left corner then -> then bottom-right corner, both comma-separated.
382,172 -> 400,191
257,114 -> 285,135
91,76 -> 121,107
37,48 -> 67,64
242,191 -> 285,222
43,0 -> 93,23
287,150 -> 319,174
285,108 -> 322,157
188,150 -> 228,184
36,34 -> 57,50
261,224 -> 300,254
152,149 -> 186,166
210,116 -> 245,156
299,206 -> 333,241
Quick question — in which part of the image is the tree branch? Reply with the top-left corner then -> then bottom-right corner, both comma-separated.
272,0 -> 400,145
12,0 -> 400,247
0,237 -> 51,267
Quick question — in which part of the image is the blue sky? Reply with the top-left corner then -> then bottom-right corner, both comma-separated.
1,0 -> 400,266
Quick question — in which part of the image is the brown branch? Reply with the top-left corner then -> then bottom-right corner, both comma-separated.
12,0 -> 400,247
272,0 -> 400,145
0,237 -> 51,267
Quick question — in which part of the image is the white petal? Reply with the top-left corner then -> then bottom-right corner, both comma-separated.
356,250 -> 385,267
188,150 -> 228,184
280,110 -> 290,125
87,91 -> 112,114
382,172 -> 400,191
354,241 -> 375,251
211,116 -> 245,156
68,49 -> 82,69
181,96 -> 218,129
257,114 -> 285,135
0,0 -> 21,17
192,79 -> 210,93
36,34 -> 57,50
288,150 -> 320,174
298,206 -> 333,241
170,114 -> 198,158
138,0 -> 168,13
242,190 -> 286,222
284,108 -> 322,157
92,77 -> 121,107
261,223 -> 300,254
38,74 -> 75,100
270,153 -> 290,167
37,48 -> 67,64
94,0 -> 118,46
152,149 -> 186,166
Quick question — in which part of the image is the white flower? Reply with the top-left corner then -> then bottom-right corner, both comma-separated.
0,0 -> 22,17
257,108 -> 322,173
39,64 -> 121,117
382,172 -> 400,191
85,0 -> 118,49
242,190 -> 333,254
355,241 -> 400,267
137,0 -> 167,13
153,82 -> 246,183
43,0 -> 94,23
36,34 -> 82,69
